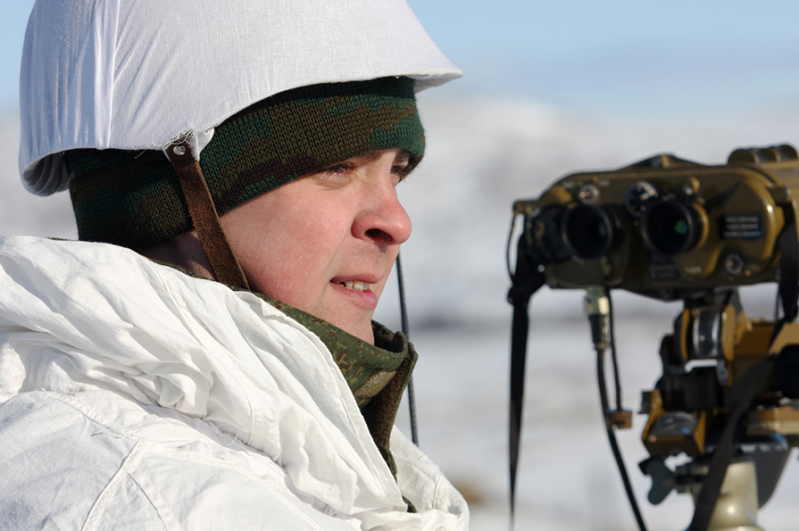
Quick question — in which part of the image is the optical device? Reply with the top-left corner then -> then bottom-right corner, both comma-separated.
508,145 -> 799,531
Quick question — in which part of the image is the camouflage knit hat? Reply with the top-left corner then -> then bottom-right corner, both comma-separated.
66,76 -> 424,251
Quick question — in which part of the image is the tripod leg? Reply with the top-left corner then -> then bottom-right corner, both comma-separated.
689,458 -> 762,531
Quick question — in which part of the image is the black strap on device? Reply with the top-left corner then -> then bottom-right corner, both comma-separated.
507,234 -> 547,526
688,204 -> 799,531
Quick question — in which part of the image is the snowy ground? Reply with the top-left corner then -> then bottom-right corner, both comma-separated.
2,96 -> 799,530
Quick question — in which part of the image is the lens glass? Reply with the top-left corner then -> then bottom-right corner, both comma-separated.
645,202 -> 696,255
563,205 -> 612,259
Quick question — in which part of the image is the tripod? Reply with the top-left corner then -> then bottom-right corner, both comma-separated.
602,288 -> 798,530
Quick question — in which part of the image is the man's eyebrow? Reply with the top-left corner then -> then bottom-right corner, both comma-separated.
359,151 -> 383,161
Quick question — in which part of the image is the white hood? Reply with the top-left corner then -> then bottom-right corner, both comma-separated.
0,236 -> 468,529
19,0 -> 462,195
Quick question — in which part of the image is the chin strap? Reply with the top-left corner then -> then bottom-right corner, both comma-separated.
507,234 -> 547,528
164,140 -> 250,290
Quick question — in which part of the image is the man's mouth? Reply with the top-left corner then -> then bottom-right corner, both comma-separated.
338,280 -> 370,292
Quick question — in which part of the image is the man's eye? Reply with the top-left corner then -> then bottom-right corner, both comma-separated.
311,163 -> 354,187
326,164 -> 348,174
391,164 -> 411,181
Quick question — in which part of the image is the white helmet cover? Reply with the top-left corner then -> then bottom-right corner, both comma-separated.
19,0 -> 462,195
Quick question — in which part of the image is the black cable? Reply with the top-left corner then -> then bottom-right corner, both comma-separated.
406,376 -> 418,447
396,252 -> 419,446
591,315 -> 647,531
607,292 -> 623,411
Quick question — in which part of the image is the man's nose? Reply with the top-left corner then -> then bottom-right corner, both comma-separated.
352,175 -> 412,249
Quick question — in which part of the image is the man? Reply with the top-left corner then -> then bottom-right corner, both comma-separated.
0,1 -> 467,529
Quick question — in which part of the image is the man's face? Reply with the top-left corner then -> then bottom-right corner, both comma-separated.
220,148 -> 414,344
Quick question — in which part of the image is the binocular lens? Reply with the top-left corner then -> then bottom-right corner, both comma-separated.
643,201 -> 700,255
562,205 -> 614,259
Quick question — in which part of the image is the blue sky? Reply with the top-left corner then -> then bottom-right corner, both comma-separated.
3,1 -> 799,117
0,0 -> 34,113
407,0 -> 799,116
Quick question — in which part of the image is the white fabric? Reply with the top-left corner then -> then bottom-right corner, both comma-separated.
19,0 -> 462,195
0,236 -> 469,530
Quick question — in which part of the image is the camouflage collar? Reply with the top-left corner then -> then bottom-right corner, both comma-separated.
265,297 -> 416,408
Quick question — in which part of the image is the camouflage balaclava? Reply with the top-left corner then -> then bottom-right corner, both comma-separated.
66,76 -> 424,251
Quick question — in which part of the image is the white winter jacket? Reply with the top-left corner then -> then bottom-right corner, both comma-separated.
0,236 -> 469,530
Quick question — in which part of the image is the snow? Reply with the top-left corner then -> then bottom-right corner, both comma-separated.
2,96 -> 799,530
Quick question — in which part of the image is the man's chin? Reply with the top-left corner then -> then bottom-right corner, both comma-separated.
324,311 -> 376,345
